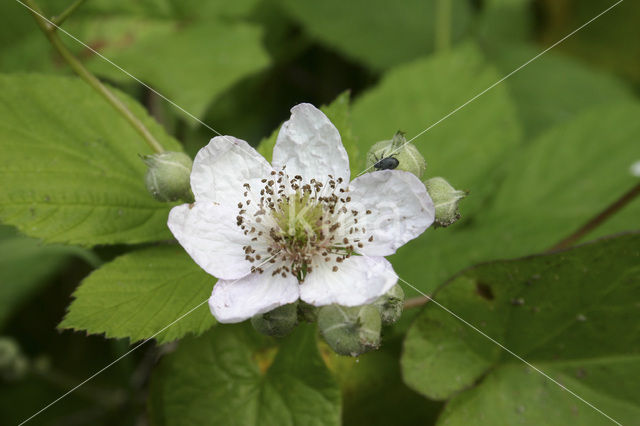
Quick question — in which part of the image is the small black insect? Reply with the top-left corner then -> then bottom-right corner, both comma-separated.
372,152 -> 399,170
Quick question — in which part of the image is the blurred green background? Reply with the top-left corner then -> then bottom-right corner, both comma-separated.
1,0 -> 639,424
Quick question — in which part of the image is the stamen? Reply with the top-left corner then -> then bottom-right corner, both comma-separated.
234,172 -> 364,280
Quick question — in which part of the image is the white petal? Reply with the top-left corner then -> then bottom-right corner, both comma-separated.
191,136 -> 272,206
168,202 -> 253,280
300,256 -> 397,306
209,270 -> 299,323
272,103 -> 350,183
347,170 -> 434,256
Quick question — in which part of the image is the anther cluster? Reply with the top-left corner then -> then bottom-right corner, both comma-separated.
235,168 -> 373,281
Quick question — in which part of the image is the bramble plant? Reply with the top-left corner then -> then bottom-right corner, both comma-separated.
1,0 -> 639,425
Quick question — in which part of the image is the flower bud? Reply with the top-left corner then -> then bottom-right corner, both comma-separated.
366,131 -> 426,178
297,301 -> 319,323
318,304 -> 381,357
0,337 -> 28,380
251,302 -> 299,337
143,151 -> 193,202
373,284 -> 405,325
423,177 -> 467,227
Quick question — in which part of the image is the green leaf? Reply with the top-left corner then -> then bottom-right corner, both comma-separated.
257,91 -> 360,175
0,74 -> 182,246
485,43 -> 634,139
476,0 -> 533,43
256,125 -> 279,164
540,0 -> 640,83
274,0 -> 472,70
59,245 -> 215,344
84,20 -> 271,119
401,232 -> 640,425
487,103 -> 640,236
392,101 -> 640,295
82,0 -> 260,19
3,1 -> 270,119
351,42 -> 522,211
149,324 -> 341,425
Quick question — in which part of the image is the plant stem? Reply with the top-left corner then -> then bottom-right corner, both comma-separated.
23,0 -> 165,154
548,182 -> 640,252
403,295 -> 430,309
435,0 -> 452,52
403,181 -> 640,310
35,367 -> 125,407
51,0 -> 87,27
66,246 -> 104,268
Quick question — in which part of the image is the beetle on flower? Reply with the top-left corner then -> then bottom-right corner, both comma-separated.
168,104 -> 435,323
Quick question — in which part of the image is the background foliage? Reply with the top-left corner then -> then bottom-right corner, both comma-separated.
1,0 -> 638,425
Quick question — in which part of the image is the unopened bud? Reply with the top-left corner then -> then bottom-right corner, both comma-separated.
424,177 -> 467,227
0,337 -> 28,380
366,131 -> 426,178
318,304 -> 381,357
143,151 -> 193,202
373,284 -> 405,325
297,301 -> 319,323
251,302 -> 299,337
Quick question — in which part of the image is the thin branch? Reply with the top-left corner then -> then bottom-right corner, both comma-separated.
34,368 -> 125,407
434,0 -> 452,52
51,0 -> 88,27
403,295 -> 430,309
23,0 -> 165,154
548,182 -> 640,252
404,182 -> 640,310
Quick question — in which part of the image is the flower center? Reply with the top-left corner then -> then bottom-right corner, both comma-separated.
272,191 -> 324,249
235,169 -> 373,282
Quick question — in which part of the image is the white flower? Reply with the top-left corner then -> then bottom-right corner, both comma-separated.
168,104 -> 435,323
